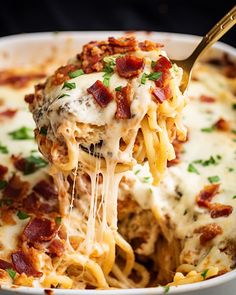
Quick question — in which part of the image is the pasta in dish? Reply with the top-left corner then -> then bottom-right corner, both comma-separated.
0,36 -> 235,291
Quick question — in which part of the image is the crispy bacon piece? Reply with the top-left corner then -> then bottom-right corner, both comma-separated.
209,203 -> 233,218
51,64 -> 80,85
0,71 -> 45,89
167,138 -> 186,167
0,259 -> 13,270
115,85 -> 132,119
23,218 -> 57,244
153,56 -> 172,88
214,118 -> 230,132
48,239 -> 65,257
33,180 -> 58,200
200,95 -> 216,103
196,184 -> 220,208
11,250 -> 42,277
0,109 -> 17,119
195,223 -> 223,245
138,40 -> 163,51
22,192 -> 40,212
24,94 -> 35,104
1,210 -> 15,225
4,174 -> 29,200
0,164 -> 8,179
151,85 -> 172,104
87,80 -> 113,107
108,36 -> 138,53
11,155 -> 26,173
116,55 -> 144,78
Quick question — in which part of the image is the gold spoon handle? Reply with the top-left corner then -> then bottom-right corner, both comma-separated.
188,5 -> 236,66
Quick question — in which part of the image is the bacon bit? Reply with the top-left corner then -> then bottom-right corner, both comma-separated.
24,94 -> 35,104
152,85 -> 173,104
23,218 -> 57,244
196,184 -> 220,208
214,118 -> 230,131
11,250 -> 42,277
11,155 -> 26,172
0,164 -> 8,179
87,80 -> 113,107
22,192 -> 40,212
200,95 -> 216,103
108,36 -> 138,53
33,180 -> 58,200
153,56 -> 172,88
116,55 -> 144,78
138,40 -> 163,51
195,223 -> 223,245
0,259 -> 13,270
51,64 -> 80,85
48,239 -> 65,257
209,203 -> 233,218
1,210 -> 16,225
167,138 -> 185,167
115,85 -> 132,119
0,71 -> 46,89
0,109 -> 17,119
4,174 -> 29,199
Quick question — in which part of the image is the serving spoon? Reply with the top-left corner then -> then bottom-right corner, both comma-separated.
172,5 -> 236,93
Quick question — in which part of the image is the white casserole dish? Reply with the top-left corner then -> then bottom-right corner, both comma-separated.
0,31 -> 235,295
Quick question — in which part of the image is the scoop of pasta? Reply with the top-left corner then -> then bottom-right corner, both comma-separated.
27,36 -> 186,184
25,36 -> 187,289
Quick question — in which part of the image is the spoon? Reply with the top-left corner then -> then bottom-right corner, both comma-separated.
172,5 -> 236,93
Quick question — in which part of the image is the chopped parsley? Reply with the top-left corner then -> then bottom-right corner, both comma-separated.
68,69 -> 84,78
23,155 -> 48,175
232,130 -> 236,135
187,163 -> 200,175
0,142 -> 8,154
8,127 -> 34,140
115,86 -> 122,92
163,285 -> 170,293
62,81 -> 76,90
17,211 -> 29,220
58,93 -> 70,99
233,139 -> 236,142
141,72 -> 162,85
233,195 -> 236,199
102,55 -> 118,87
151,60 -> 156,68
208,175 -> 220,183
103,72 -> 113,87
134,169 -> 141,175
193,155 -> 221,167
6,268 -> 16,280
232,103 -> 236,110
201,269 -> 208,280
0,180 -> 7,190
39,127 -> 47,135
228,167 -> 234,172
143,176 -> 151,183
55,216 -> 62,225
148,71 -> 162,81
201,126 -> 215,133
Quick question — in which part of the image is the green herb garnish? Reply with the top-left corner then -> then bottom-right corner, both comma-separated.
147,71 -> 162,81
187,163 -> 200,175
17,211 -> 29,220
68,69 -> 84,78
232,130 -> 236,135
143,176 -> 151,183
8,127 -> 34,140
23,155 -> 48,175
228,167 -> 234,172
151,60 -> 156,68
55,216 -> 62,225
58,93 -> 70,99
0,180 -> 7,190
201,269 -> 208,280
6,268 -> 16,280
141,73 -> 148,85
208,175 -> 220,183
62,81 -> 76,90
39,127 -> 47,135
0,143 -> 8,154
134,169 -> 141,175
233,195 -> 236,199
163,285 -> 170,293
115,86 -> 122,92
232,103 -> 236,110
201,126 -> 215,133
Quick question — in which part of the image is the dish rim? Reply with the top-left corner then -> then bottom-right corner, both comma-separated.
0,31 -> 235,294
